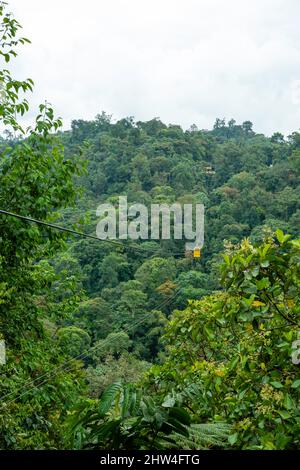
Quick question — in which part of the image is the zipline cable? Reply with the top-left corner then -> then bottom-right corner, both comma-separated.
0,209 -> 186,257
0,208 -> 196,404
0,287 -> 183,407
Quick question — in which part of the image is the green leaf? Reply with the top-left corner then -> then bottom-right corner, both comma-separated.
162,395 -> 176,408
98,382 -> 122,416
270,381 -> 283,389
229,356 -> 239,371
168,407 -> 191,426
228,433 -> 238,445
277,410 -> 291,420
204,326 -> 214,340
275,229 -> 285,244
223,254 -> 231,266
283,394 -> 294,410
260,260 -> 270,268
291,379 -> 300,389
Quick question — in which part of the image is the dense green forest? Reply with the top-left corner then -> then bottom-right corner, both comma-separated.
0,2 -> 299,450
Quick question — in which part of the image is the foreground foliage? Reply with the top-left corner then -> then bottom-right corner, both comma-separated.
68,382 -> 230,450
147,232 -> 300,449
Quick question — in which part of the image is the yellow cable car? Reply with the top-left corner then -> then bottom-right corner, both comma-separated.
193,247 -> 201,258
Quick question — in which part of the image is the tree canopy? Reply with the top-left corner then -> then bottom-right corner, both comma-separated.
0,1 -> 299,451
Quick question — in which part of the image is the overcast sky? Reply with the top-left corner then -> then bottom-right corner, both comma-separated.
8,0 -> 300,135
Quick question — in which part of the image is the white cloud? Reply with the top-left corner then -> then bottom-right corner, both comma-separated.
8,0 -> 300,135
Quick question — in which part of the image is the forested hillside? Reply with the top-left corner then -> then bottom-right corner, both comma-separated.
56,112 -> 300,361
0,2 -> 299,451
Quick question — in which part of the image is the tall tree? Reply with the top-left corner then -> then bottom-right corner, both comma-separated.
0,2 -> 84,449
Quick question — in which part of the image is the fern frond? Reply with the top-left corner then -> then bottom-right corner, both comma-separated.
165,422 -> 231,450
